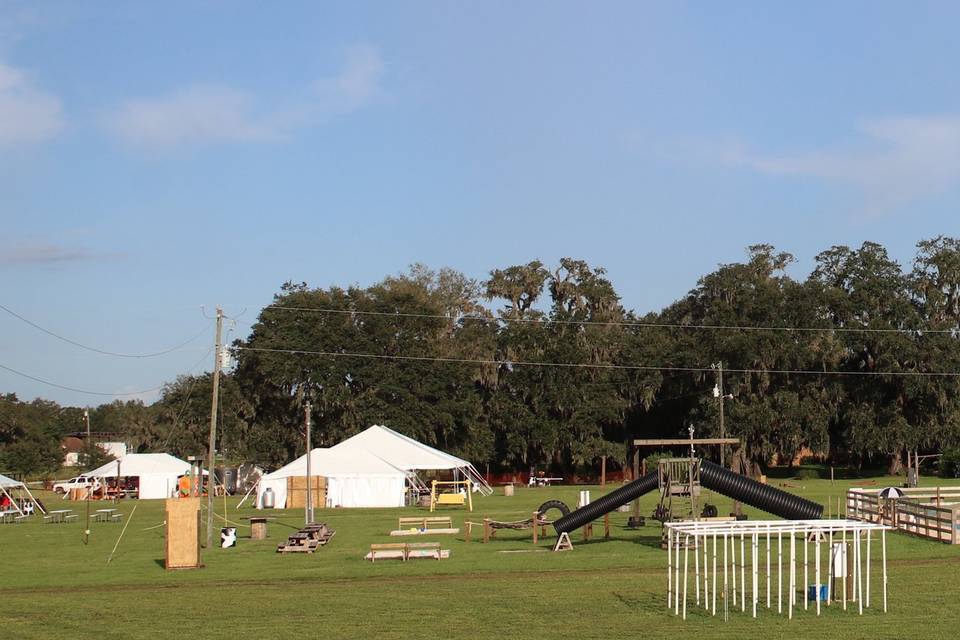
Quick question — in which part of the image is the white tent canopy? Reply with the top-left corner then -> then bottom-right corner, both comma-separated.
256,448 -> 408,509
330,425 -> 492,495
87,453 -> 199,500
0,473 -> 46,515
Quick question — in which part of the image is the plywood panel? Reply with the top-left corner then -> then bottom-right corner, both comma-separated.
286,476 -> 327,509
165,498 -> 201,569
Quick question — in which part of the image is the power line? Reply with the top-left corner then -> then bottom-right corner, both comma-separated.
232,345 -> 960,378
0,347 -> 215,398
257,304 -> 959,335
0,303 -> 213,358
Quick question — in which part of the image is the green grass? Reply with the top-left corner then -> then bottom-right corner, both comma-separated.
3,474 -> 960,639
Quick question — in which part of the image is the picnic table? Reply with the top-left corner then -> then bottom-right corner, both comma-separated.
94,508 -> 120,523
0,509 -> 18,524
45,509 -> 76,524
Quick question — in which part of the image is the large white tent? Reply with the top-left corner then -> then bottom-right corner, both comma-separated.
256,448 -> 408,509
87,453 -> 197,500
331,425 -> 492,495
0,473 -> 45,515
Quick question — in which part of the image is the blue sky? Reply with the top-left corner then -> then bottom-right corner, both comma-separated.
2,1 -> 959,406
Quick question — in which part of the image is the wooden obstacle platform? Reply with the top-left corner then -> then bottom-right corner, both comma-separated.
390,516 -> 459,536
366,541 -> 448,561
165,497 -> 201,569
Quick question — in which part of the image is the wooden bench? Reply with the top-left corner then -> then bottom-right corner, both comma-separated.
405,542 -> 442,560
367,541 -> 446,561
390,516 -> 459,537
369,542 -> 410,562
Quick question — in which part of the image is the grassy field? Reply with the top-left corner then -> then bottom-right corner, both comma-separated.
3,473 -> 959,639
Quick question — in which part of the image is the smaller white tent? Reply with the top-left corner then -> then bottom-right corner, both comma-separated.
87,453 -> 197,500
0,473 -> 45,515
257,448 -> 408,509
331,425 -> 492,494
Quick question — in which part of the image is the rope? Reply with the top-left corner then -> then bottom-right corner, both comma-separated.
487,517 -> 551,530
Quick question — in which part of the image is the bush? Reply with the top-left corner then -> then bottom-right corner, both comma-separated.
795,468 -> 820,481
643,451 -> 676,471
939,449 -> 960,478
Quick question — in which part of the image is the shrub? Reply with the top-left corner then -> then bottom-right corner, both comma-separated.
795,468 -> 820,481
939,449 -> 960,478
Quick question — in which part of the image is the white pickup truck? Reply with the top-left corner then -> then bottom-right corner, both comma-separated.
52,475 -> 99,495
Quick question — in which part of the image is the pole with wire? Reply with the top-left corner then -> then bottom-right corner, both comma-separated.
305,401 -> 313,525
84,408 -> 91,544
205,307 -> 223,550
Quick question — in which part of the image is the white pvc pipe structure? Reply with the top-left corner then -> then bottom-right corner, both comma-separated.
664,520 -> 891,620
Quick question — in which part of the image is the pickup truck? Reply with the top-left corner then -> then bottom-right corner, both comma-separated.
52,475 -> 99,495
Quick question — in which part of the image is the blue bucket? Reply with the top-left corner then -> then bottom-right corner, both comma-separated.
807,584 -> 828,602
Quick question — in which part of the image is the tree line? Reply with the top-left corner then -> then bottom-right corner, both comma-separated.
4,238 -> 960,478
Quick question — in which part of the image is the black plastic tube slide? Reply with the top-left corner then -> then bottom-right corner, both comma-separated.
552,471 -> 659,534
699,460 -> 823,520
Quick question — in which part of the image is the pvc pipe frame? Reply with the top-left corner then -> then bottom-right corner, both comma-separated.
666,522 -> 889,620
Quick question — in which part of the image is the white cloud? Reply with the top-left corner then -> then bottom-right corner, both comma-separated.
314,44 -> 385,113
722,116 -> 960,215
106,45 -> 386,150
0,61 -> 63,145
109,86 -> 278,149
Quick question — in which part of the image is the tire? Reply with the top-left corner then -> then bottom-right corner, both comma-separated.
537,499 -> 571,521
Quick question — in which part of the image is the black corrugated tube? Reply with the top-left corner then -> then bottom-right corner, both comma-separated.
552,471 -> 659,534
699,460 -> 823,520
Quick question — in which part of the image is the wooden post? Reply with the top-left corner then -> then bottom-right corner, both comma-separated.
601,455 -> 607,487
604,513 -> 610,538
532,512 -> 538,544
583,523 -> 592,541
464,521 -> 472,543
483,518 -> 490,544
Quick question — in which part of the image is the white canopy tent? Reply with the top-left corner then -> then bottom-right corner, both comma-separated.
330,425 -> 492,495
87,453 -> 200,500
256,448 -> 409,509
0,473 -> 46,515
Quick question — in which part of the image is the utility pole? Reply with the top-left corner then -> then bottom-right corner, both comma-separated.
205,307 -> 223,549
712,362 -> 727,468
83,408 -> 91,544
305,401 -> 313,525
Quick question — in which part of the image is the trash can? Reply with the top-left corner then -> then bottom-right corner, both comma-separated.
503,484 -> 514,497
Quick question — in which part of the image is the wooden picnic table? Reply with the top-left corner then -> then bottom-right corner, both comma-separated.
0,510 -> 18,524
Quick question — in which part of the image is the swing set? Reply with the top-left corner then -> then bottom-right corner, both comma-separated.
429,479 -> 473,512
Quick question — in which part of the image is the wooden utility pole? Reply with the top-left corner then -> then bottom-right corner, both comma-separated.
713,362 -> 727,468
305,401 -> 313,525
205,307 -> 223,549
84,408 -> 91,544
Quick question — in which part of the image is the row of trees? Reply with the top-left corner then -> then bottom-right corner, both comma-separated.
4,238 -> 960,477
